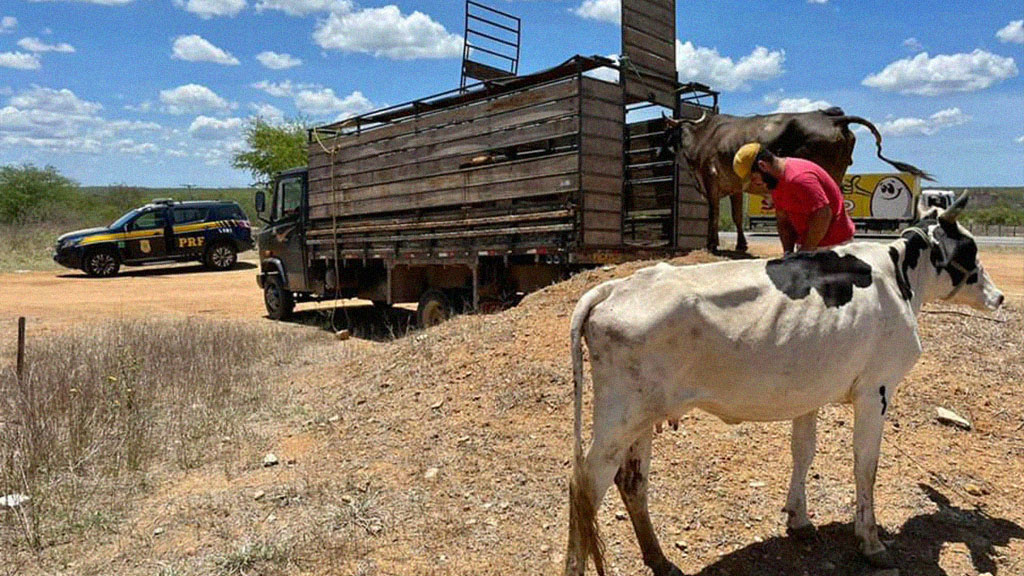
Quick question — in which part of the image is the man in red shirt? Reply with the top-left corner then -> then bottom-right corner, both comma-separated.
734,142 -> 855,253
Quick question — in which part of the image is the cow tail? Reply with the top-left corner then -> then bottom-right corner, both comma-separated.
568,280 -> 619,575
835,116 -> 935,181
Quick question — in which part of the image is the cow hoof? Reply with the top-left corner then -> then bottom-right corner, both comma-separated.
865,549 -> 897,569
786,524 -> 817,541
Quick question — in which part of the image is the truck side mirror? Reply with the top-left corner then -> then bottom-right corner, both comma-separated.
255,191 -> 266,214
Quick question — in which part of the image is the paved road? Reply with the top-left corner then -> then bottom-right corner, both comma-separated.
722,231 -> 1023,248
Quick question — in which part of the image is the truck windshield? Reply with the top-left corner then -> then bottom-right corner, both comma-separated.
110,209 -> 141,229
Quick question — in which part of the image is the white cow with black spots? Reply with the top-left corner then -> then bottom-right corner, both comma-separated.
564,194 -> 1004,576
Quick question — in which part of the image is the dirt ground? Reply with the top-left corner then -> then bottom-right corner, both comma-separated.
2,243 -> 1022,576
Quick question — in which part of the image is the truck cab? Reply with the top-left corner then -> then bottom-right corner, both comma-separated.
254,167 -> 308,319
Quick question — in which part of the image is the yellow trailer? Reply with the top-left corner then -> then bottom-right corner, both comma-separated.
746,172 -> 921,233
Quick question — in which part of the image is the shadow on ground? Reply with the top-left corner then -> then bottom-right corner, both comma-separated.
59,261 -> 257,278
689,484 -> 1023,576
282,304 -> 417,342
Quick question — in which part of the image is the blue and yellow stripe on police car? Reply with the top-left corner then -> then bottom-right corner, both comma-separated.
79,229 -> 162,246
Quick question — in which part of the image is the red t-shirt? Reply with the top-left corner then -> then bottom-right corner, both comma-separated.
771,158 -> 855,248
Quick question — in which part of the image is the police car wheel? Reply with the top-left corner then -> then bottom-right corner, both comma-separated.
264,276 -> 294,320
205,242 -> 237,270
84,249 -> 120,277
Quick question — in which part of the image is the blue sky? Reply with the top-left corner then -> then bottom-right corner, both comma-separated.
1,0 -> 1022,187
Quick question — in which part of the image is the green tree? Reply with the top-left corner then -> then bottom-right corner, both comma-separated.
0,164 -> 78,223
231,118 -> 309,186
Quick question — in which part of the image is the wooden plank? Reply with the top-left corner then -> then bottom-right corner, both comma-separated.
627,0 -> 675,22
581,76 -> 623,103
677,203 -> 707,219
581,137 -> 622,160
463,60 -> 514,82
581,99 -> 622,123
622,5 -> 674,45
585,211 -> 622,230
319,97 -> 580,168
310,153 -> 576,207
310,174 -> 579,218
584,192 -> 621,212
581,173 -> 622,194
306,209 -> 572,236
308,118 -> 580,188
580,154 -> 623,178
319,78 -> 579,152
584,230 -> 621,246
307,223 -> 574,245
622,47 -> 675,80
623,26 -> 674,62
581,116 -> 624,141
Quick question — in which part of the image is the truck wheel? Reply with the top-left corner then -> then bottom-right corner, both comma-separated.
83,248 -> 120,277
416,289 -> 451,328
205,242 -> 237,270
264,275 -> 294,320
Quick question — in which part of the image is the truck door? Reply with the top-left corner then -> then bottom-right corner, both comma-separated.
266,174 -> 309,291
124,208 -> 170,262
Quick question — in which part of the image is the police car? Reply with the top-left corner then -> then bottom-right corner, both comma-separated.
54,199 -> 254,277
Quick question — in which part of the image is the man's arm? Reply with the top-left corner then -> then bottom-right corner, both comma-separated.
775,209 -> 798,254
801,205 -> 833,251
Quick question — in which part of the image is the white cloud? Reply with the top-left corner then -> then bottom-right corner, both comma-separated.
252,79 -> 312,98
572,0 -> 619,24
1,16 -> 16,33
997,20 -> 1024,44
249,102 -> 285,122
159,84 -> 235,115
902,37 -> 923,52
256,0 -> 349,16
862,50 -> 1018,96
0,52 -> 41,70
256,51 -> 302,70
0,86 -> 107,153
174,0 -> 246,19
1014,135 -> 1024,144
314,6 -> 462,60
876,107 -> 970,137
115,138 -> 158,155
188,115 -> 244,139
17,37 -> 75,53
771,97 -> 834,113
676,41 -> 784,91
294,88 -> 373,117
172,35 -> 240,65
807,0 -> 828,4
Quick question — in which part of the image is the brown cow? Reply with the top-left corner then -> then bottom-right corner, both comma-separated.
663,107 -> 932,252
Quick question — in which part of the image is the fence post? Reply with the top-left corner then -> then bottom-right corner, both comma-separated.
17,316 -> 26,381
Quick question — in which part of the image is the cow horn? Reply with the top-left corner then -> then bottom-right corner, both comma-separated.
663,111 -> 707,128
939,191 -> 970,223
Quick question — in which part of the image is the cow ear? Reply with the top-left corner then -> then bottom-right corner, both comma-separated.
938,192 -> 969,223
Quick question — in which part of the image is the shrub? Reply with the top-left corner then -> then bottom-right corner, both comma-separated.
0,164 -> 78,224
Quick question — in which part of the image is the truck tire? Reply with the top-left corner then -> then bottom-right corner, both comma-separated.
264,275 -> 295,320
83,248 -> 120,277
416,289 -> 451,328
204,241 -> 237,271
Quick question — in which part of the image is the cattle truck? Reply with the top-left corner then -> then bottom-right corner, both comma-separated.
254,54 -> 717,326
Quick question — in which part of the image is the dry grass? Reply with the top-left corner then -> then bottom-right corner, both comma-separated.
3,250 -> 1023,576
0,318 -> 317,558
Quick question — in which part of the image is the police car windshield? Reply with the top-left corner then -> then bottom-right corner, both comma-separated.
110,209 -> 141,229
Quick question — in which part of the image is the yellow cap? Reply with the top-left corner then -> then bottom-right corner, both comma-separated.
733,142 -> 762,183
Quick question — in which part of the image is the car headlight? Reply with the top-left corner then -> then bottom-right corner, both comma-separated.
59,238 -> 79,250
